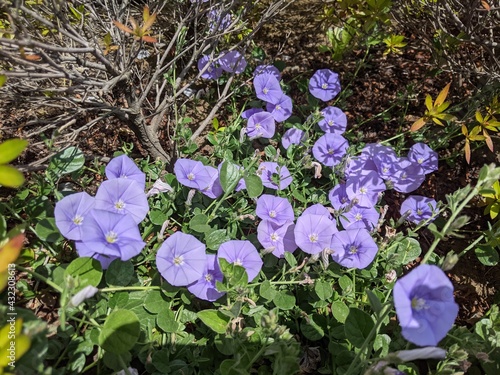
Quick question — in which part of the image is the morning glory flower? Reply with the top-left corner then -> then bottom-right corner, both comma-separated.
256,162 -> 292,190
75,209 -> 145,265
294,213 -> 338,254
105,154 -> 146,190
400,195 -> 438,224
146,179 -> 174,197
254,65 -> 281,80
266,94 -> 293,122
345,171 -> 386,208
95,179 -> 149,224
302,203 -> 333,220
318,106 -> 347,134
281,128 -> 306,150
241,107 -> 264,119
219,50 -> 247,74
246,111 -> 276,139
312,133 -> 349,167
217,240 -> 263,282
174,158 -> 213,190
207,8 -> 232,33
407,143 -> 438,175
328,183 -> 351,211
156,232 -> 207,286
344,155 -> 378,179
256,194 -> 294,226
339,205 -> 379,231
330,228 -> 378,269
308,69 -> 341,102
390,160 -> 425,193
393,264 -> 458,346
55,192 -> 96,241
372,152 -> 401,181
198,165 -> 223,199
257,220 -> 297,258
187,254 -> 225,302
253,72 -> 283,104
198,55 -> 223,80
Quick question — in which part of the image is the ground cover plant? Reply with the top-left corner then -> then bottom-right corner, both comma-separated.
1,0 -> 500,375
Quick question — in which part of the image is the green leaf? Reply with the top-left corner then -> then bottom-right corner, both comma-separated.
0,74 -> 6,88
315,280 -> 333,301
219,161 -> 240,193
331,301 -> 349,323
273,290 -> 296,310
64,257 -> 103,291
300,314 -> 325,341
0,165 -> 25,188
243,174 -> 263,198
35,217 -> 64,243
475,245 -> 499,266
284,251 -> 297,267
366,289 -> 383,314
189,214 -> 211,233
197,309 -> 230,334
373,334 -> 391,356
105,260 -> 134,286
156,308 -> 183,333
339,275 -> 353,294
48,146 -> 85,177
205,229 -> 229,251
149,210 -> 168,225
99,310 -> 140,354
345,308 -> 375,348
259,280 -> 277,300
0,139 -> 28,164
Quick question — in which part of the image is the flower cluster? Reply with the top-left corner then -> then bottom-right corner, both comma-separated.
55,155 -> 149,269
198,50 -> 247,80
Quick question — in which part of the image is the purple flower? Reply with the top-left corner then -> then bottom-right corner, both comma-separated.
219,50 -> 247,74
75,209 -> 145,265
257,220 -> 297,258
105,155 -> 146,190
330,228 -> 378,269
207,8 -> 232,33
318,106 -> 347,134
309,69 -> 341,102
187,254 -> 225,301
217,240 -> 263,282
329,183 -> 351,211
246,111 -> 276,139
312,133 -> 349,167
339,205 -> 379,231
95,179 -> 149,224
400,195 -> 438,224
302,203 -> 333,220
266,94 -> 292,122
254,65 -> 281,80
390,160 -> 425,193
198,55 -> 223,80
344,155 -> 378,179
393,264 -> 458,346
361,143 -> 395,159
156,232 -> 207,286
281,128 -> 306,150
256,194 -> 294,225
294,213 -> 338,254
199,166 -> 223,199
253,72 -> 283,104
345,171 -> 386,208
407,143 -> 438,175
146,179 -> 174,197
174,158 -> 212,190
55,192 -> 95,241
241,107 -> 264,120
256,162 -> 292,190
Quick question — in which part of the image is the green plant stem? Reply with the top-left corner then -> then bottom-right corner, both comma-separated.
100,286 -> 160,293
247,280 -> 309,288
15,264 -> 64,293
457,234 -> 485,258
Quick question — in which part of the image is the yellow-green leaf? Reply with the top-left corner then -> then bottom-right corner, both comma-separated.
0,165 -> 25,188
410,117 -> 426,132
0,139 -> 28,164
0,233 -> 24,272
425,94 -> 433,111
435,82 -> 451,107
0,75 -> 6,87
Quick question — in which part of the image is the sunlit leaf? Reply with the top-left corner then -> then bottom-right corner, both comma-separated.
0,139 -> 28,164
0,233 -> 24,272
0,165 -> 25,187
410,117 -> 426,132
113,20 -> 133,34
424,94 -> 433,111
435,82 -> 451,107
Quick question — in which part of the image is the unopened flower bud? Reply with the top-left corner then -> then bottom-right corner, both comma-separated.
69,286 -> 98,307
441,252 -> 459,271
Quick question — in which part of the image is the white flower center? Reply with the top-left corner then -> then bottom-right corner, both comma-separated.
328,120 -> 334,126
270,232 -> 279,242
205,273 -> 213,282
411,296 -> 428,311
105,231 -> 118,244
349,245 -> 358,254
328,148 -> 335,155
417,158 -> 424,164
321,83 -> 328,89
417,208 -> 423,215
359,187 -> 368,194
255,122 -> 262,129
354,213 -> 363,221
309,233 -> 318,243
275,105 -> 282,110
187,173 -> 195,181
114,199 -> 125,210
72,215 -> 84,225
269,210 -> 277,218
234,258 -> 243,266
263,88 -> 269,94
173,255 -> 184,266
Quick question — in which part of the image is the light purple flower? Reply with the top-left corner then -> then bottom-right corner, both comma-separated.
256,194 -> 294,225
266,94 -> 292,122
361,143 -> 395,159
344,155 -> 378,179
254,65 -> 281,80
281,128 -> 306,150
198,55 -> 223,80
407,143 -> 438,175
246,111 -> 276,139
312,133 -> 349,167
339,205 -> 379,231
207,8 -> 232,33
257,220 -> 297,258
391,160 -> 425,193
156,232 -> 207,286
372,151 -> 401,181
253,72 -> 283,104
198,166 -> 223,199
55,192 -> 95,241
219,50 -> 247,74
241,107 -> 264,119
174,158 -> 213,190
105,154 -> 146,190
95,179 -> 149,224
75,209 -> 145,264
308,69 -> 341,102
302,203 -> 333,220
330,228 -> 378,269
256,162 -> 292,190
393,264 -> 458,346
187,254 -> 225,301
345,171 -> 386,208
328,183 -> 351,211
146,179 -> 174,197
294,213 -> 338,254
318,106 -> 347,134
400,195 -> 438,224
217,240 -> 263,282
